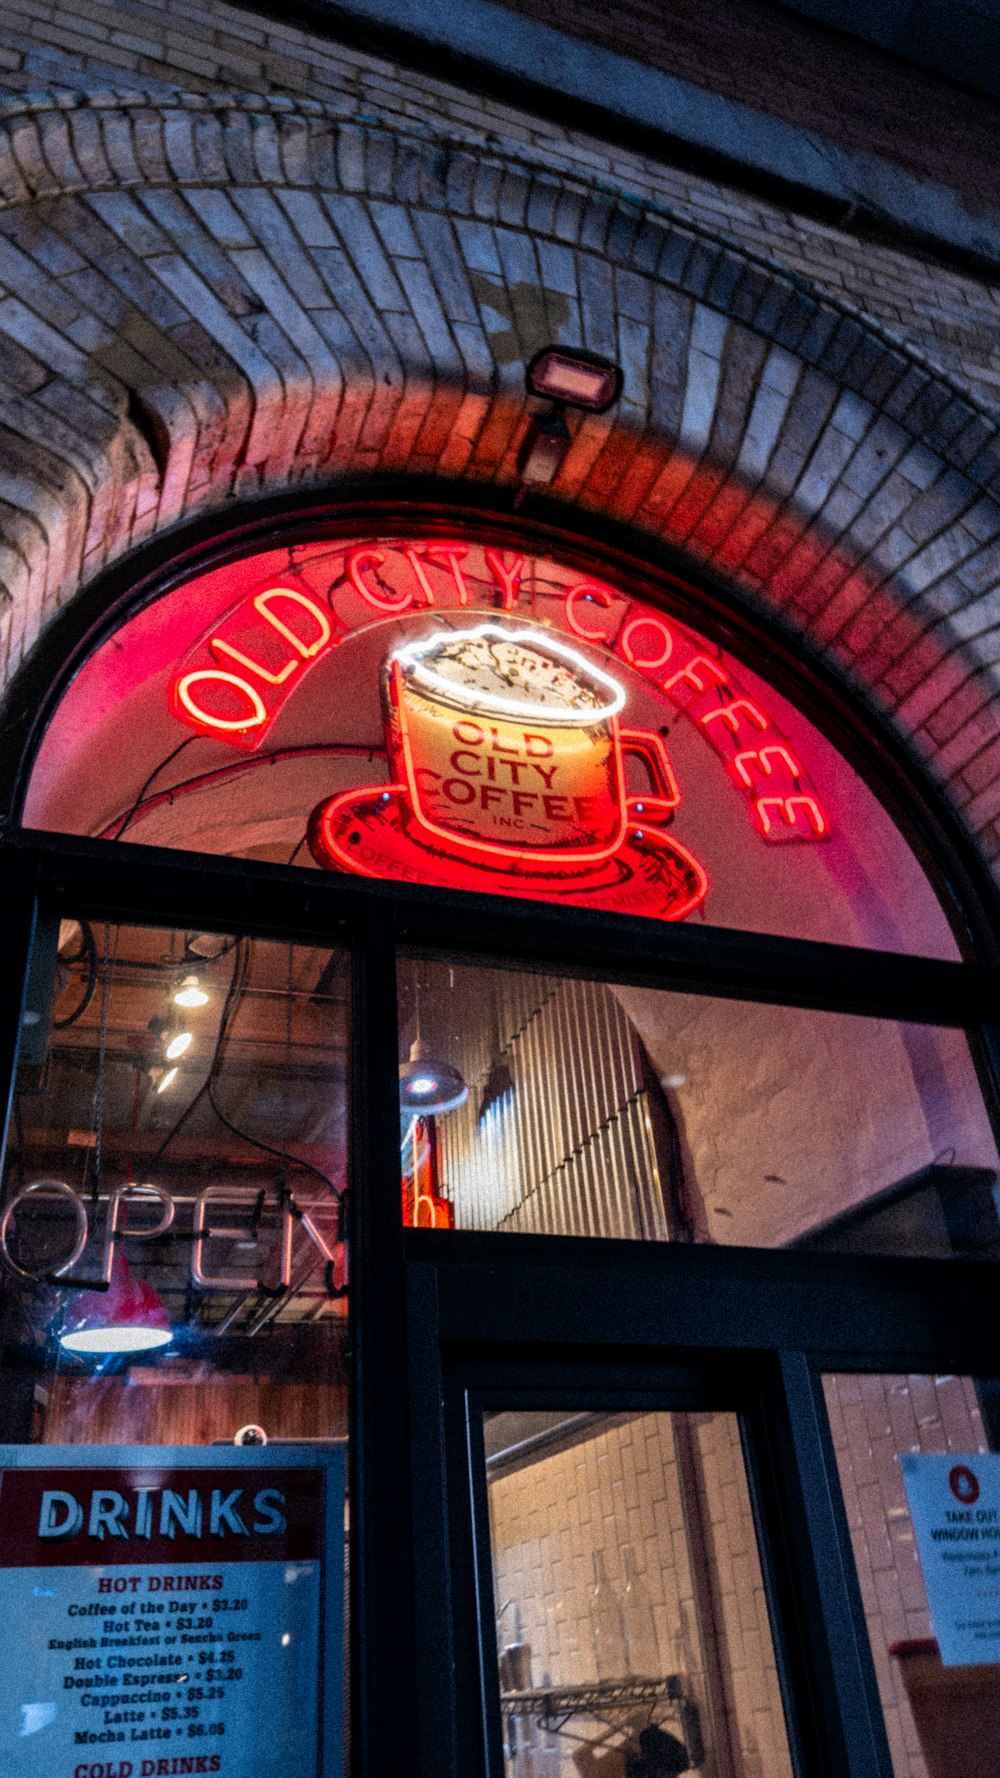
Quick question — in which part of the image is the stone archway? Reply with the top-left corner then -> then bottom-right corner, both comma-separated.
2,96 -> 1000,870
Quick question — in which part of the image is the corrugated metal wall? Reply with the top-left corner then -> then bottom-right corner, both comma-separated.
434,970 -> 669,1240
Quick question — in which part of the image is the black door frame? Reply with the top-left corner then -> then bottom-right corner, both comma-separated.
3,830 -> 1000,1778
406,1235 -> 1000,1778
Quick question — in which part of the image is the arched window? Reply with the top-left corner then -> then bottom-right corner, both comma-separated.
2,506 -> 999,1778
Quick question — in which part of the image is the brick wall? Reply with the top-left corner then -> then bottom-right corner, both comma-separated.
493,0 -> 1000,215
0,0 -> 997,403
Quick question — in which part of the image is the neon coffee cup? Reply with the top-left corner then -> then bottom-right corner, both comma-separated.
385,623 -> 678,874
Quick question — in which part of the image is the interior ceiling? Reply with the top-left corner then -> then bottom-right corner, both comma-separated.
9,924 -> 350,1343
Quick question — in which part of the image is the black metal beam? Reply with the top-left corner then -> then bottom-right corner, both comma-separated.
10,830 -> 998,1028
415,1229 -> 1000,1373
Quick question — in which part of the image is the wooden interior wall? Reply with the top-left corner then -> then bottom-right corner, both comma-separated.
43,1375 -> 347,1447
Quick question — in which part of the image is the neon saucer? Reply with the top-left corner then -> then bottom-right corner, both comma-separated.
309,785 -> 708,921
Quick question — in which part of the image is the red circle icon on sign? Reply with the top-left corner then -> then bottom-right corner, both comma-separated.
949,1464 -> 980,1505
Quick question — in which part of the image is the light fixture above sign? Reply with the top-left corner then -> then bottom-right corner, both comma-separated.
526,346 -> 623,412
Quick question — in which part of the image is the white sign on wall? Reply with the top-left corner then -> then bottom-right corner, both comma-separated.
901,1453 -> 1000,1665
0,1445 -> 345,1777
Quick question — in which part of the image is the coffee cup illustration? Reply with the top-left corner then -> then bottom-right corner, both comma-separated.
384,624 -> 679,873
308,620 -> 707,921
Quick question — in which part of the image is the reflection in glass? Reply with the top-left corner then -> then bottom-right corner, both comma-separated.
2,919 -> 350,1441
0,918 -> 352,1772
824,1373 -> 1000,1778
484,1410 -> 793,1778
398,957 -> 999,1255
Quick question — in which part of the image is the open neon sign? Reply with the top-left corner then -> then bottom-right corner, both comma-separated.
169,539 -> 828,846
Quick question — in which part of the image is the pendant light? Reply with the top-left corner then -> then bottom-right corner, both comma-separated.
398,965 -> 468,1115
399,1035 -> 468,1114
174,974 -> 209,1008
59,932 -> 173,1356
59,1250 -> 172,1355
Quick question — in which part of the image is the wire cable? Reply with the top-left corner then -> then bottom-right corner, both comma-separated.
53,919 -> 98,1029
110,737 -> 200,841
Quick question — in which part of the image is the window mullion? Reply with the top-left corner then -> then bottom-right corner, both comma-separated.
775,1350 -> 893,1778
0,850 -> 39,1170
351,903 -> 416,1778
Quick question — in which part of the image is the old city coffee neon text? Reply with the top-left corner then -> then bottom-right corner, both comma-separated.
171,542 -> 828,843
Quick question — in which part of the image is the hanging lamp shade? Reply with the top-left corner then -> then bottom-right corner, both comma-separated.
398,1036 -> 468,1115
59,1251 -> 172,1355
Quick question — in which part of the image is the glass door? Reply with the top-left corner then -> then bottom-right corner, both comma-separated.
428,1352 -> 823,1778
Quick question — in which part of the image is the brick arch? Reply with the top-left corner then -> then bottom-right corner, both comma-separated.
3,96 -> 1000,866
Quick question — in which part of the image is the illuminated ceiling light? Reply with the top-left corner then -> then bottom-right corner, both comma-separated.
59,1255 -> 171,1356
156,1066 -> 178,1094
174,975 -> 209,1009
527,347 -> 623,413
399,1037 -> 468,1115
165,1031 -> 193,1060
660,1073 -> 687,1090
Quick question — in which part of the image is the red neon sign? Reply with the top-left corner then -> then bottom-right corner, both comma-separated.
401,1118 -> 454,1229
565,582 -> 617,642
308,622 -> 708,920
167,537 -> 830,850
171,575 -> 343,747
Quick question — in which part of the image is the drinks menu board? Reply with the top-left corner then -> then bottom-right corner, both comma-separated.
0,1445 -> 345,1778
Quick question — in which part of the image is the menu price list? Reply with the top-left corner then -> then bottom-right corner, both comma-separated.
0,1561 -> 320,1778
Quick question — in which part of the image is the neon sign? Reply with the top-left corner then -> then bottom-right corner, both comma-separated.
304,624 -> 701,915
401,1118 -> 453,1229
0,1179 -> 346,1295
158,538 -> 834,919
168,539 -> 828,858
172,575 -> 342,745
